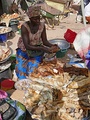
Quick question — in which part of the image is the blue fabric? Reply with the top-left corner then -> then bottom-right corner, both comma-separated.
15,49 -> 42,80
85,50 -> 90,70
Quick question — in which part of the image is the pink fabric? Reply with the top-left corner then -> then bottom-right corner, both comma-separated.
0,90 -> 8,99
0,114 -> 2,120
18,21 -> 44,51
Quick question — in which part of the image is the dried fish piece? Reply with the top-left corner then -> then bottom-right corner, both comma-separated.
0,46 -> 11,61
61,113 -> 76,120
0,27 -> 9,34
68,76 -> 90,89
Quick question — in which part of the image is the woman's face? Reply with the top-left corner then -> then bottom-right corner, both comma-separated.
30,16 -> 40,25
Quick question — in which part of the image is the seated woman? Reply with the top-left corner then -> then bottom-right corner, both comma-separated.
15,5 -> 59,80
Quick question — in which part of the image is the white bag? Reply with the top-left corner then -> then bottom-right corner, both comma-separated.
73,26 -> 90,61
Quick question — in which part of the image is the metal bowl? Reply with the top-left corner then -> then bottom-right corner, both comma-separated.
0,61 -> 11,73
0,26 -> 12,35
49,39 -> 70,50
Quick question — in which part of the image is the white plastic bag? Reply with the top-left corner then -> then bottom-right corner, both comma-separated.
73,26 -> 90,61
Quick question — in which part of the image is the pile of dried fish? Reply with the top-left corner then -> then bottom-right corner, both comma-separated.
24,60 -> 90,120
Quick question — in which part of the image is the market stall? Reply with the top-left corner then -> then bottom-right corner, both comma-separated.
0,2 -> 89,119
10,39 -> 90,120
0,12 -> 24,33
0,25 -> 14,79
0,45 -> 13,79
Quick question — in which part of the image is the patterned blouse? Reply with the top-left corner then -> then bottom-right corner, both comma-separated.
17,21 -> 44,51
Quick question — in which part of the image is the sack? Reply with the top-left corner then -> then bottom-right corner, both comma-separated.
64,29 -> 77,43
0,99 -> 17,120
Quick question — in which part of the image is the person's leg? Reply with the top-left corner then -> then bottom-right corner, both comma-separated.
27,56 -> 42,75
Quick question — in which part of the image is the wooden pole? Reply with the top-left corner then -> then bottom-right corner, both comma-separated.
81,0 -> 86,27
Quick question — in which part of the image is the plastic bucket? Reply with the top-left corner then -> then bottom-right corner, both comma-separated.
56,49 -> 67,58
9,19 -> 19,32
1,79 -> 15,91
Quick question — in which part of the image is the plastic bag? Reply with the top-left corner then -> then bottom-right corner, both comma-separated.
73,26 -> 90,61
0,90 -> 26,120
0,90 -> 8,99
0,99 -> 17,120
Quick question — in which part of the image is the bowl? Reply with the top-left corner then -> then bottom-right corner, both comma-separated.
49,39 -> 70,58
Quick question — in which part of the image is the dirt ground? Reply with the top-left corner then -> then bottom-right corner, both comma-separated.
0,13 -> 90,54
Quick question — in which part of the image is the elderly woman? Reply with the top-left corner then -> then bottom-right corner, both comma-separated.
15,5 -> 59,80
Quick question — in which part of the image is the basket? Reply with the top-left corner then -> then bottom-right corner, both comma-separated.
49,39 -> 70,58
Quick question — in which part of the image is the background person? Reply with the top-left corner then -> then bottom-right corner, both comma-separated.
76,0 -> 90,22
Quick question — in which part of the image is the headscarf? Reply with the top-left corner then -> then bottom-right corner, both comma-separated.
27,5 -> 41,18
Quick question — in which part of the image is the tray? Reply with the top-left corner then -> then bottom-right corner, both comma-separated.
0,47 -> 13,64
0,61 -> 11,73
0,26 -> 12,35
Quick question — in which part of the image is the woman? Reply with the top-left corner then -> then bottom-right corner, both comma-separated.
15,5 -> 59,80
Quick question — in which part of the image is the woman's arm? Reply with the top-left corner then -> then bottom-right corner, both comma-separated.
41,25 -> 60,52
41,25 -> 53,47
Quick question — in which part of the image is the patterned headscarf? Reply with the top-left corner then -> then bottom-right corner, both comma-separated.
27,5 -> 41,18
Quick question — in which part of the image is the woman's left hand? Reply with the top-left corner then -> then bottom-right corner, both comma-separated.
51,45 -> 60,53
53,44 -> 59,48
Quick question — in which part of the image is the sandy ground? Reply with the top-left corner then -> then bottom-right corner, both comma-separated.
0,13 -> 90,54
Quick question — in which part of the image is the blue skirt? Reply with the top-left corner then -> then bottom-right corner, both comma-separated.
15,48 -> 42,80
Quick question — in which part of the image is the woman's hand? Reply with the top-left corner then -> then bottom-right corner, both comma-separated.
41,44 -> 59,53
52,44 -> 59,47
49,45 -> 60,53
